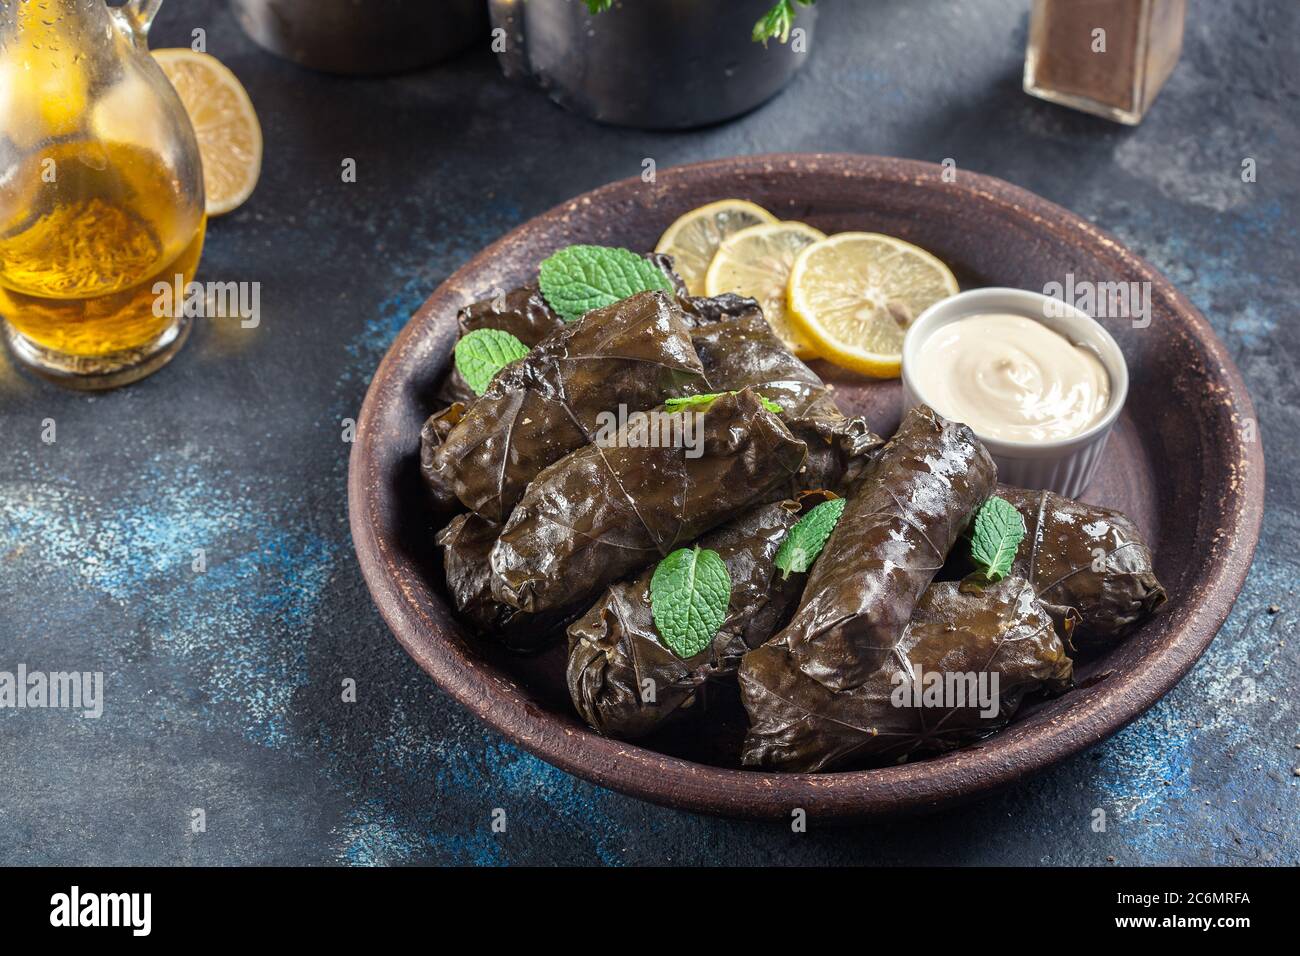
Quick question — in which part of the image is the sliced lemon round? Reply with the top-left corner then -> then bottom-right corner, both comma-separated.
655,199 -> 778,296
153,49 -> 263,217
704,221 -> 826,357
787,232 -> 959,378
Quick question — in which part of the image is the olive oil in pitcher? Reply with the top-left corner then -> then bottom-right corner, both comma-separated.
0,142 -> 206,362
0,0 -> 206,388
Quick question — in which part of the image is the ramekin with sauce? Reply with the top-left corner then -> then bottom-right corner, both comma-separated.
901,287 -> 1129,498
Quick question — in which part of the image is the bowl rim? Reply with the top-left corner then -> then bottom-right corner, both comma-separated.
902,287 -> 1130,456
347,152 -> 1264,820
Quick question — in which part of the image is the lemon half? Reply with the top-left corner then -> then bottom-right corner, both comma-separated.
704,221 -> 826,357
655,199 -> 778,296
154,49 -> 262,217
787,232 -> 959,378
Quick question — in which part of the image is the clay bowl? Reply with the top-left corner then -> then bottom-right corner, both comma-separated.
348,154 -> 1264,819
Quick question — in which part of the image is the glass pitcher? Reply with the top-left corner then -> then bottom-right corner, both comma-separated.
0,0 -> 205,389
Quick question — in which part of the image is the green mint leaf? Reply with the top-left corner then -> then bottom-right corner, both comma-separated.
650,546 -> 732,659
664,392 -> 726,413
969,496 -> 1025,583
538,245 -> 673,322
775,496 -> 845,578
454,328 -> 530,396
583,0 -> 613,13
663,391 -> 783,414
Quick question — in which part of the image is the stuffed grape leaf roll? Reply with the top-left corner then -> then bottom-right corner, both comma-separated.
426,290 -> 709,522
419,401 -> 467,515
682,300 -> 881,493
490,388 -> 808,614
677,291 -> 761,326
435,284 -> 565,406
996,485 -> 1167,651
763,404 -> 998,693
685,299 -> 841,420
567,499 -> 806,739
437,512 -> 576,652
739,576 -> 1074,771
787,415 -> 882,496
437,255 -> 688,404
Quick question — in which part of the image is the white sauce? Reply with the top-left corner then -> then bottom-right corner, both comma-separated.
913,313 -> 1110,443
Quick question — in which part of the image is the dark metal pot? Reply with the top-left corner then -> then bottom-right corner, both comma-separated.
489,0 -> 817,129
231,0 -> 487,75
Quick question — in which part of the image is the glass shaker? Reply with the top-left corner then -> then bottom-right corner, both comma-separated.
1024,0 -> 1187,125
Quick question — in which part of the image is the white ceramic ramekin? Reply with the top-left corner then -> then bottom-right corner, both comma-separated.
901,287 -> 1129,499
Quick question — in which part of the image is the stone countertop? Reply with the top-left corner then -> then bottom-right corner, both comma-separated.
1,0 -> 1295,865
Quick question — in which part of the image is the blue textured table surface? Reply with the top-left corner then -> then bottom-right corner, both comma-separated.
1,0 -> 1295,865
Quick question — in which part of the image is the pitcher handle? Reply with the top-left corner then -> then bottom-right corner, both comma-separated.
121,0 -> 164,40
488,0 -> 535,85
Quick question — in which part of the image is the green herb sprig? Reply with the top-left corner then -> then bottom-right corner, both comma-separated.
752,0 -> 816,45
650,546 -> 732,659
538,244 -> 673,322
454,328 -> 530,396
664,391 -> 783,415
583,0 -> 816,46
967,496 -> 1026,584
774,496 -> 845,578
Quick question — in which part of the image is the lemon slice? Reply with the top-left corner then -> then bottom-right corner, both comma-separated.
704,221 -> 826,357
153,49 -> 263,216
787,232 -> 959,378
655,199 -> 778,296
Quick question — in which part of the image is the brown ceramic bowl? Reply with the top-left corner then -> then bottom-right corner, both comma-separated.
348,154 -> 1264,819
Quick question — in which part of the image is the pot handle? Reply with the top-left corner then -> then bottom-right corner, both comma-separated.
488,0 -> 535,85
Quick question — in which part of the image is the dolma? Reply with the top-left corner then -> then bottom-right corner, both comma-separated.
437,512 -> 574,652
787,415 -> 882,496
438,254 -> 687,404
490,388 -> 809,614
438,284 -> 566,404
684,297 -> 841,419
997,485 -> 1167,652
567,499 -> 805,739
649,251 -> 690,297
683,300 -> 880,492
739,577 -> 1074,771
419,401 -> 467,514
766,404 -> 998,693
427,290 -> 709,522
677,291 -> 761,327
